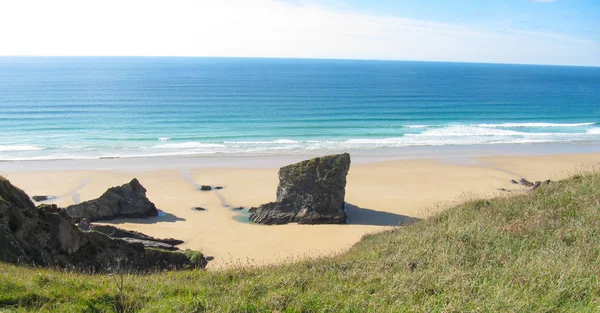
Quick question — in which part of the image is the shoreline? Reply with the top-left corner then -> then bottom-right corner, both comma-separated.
2,149 -> 599,269
2,141 -> 600,172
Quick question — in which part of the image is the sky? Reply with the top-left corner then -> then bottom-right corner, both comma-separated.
0,0 -> 598,66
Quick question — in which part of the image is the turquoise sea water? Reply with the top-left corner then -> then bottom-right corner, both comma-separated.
1,57 -> 599,161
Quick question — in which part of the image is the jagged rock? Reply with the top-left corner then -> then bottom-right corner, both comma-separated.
65,178 -> 158,222
32,195 -> 50,202
89,224 -> 184,246
199,185 -> 212,191
192,207 -> 206,211
510,179 -> 518,184
214,186 -> 224,190
248,207 -> 257,213
0,177 -> 87,265
250,153 -> 351,225
38,203 -> 75,222
533,179 -> 552,191
232,207 -> 244,211
519,178 -> 534,187
0,176 -> 207,272
78,218 -> 91,231
120,238 -> 179,251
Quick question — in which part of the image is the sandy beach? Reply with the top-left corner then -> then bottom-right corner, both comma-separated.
2,151 -> 599,269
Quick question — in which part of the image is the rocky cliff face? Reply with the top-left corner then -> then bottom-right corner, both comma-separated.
0,177 -> 207,272
65,178 -> 158,222
250,153 -> 351,224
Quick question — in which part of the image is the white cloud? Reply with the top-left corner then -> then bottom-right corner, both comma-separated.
0,0 -> 597,66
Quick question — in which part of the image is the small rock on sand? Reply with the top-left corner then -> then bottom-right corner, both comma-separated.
32,195 -> 50,202
519,178 -> 534,187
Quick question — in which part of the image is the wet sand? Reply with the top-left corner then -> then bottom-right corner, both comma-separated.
3,152 -> 599,269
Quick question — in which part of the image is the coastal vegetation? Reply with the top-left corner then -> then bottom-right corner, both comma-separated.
2,170 -> 600,312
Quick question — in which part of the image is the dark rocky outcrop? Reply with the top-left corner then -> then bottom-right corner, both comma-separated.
88,224 -> 184,246
519,178 -> 534,187
78,218 -> 92,231
65,178 -> 158,222
192,207 -> 206,211
32,195 -> 50,202
506,178 -> 552,191
533,179 -> 552,190
0,177 -> 207,272
250,153 -> 351,225
119,238 -> 179,251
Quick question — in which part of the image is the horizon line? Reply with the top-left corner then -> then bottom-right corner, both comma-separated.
1,55 -> 598,69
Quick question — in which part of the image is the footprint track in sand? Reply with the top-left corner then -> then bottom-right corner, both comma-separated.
36,178 -> 90,204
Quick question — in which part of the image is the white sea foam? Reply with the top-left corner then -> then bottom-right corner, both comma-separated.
274,139 -> 299,144
409,125 -> 527,137
405,125 -> 430,128
0,155 -> 100,161
226,141 -> 273,145
0,145 -> 43,152
153,142 -> 226,149
341,124 -> 589,148
475,122 -> 595,128
3,123 -> 600,162
226,139 -> 300,145
158,137 -> 171,141
586,128 -> 600,135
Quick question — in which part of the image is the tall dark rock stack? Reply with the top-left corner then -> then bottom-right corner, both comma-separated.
250,153 -> 351,225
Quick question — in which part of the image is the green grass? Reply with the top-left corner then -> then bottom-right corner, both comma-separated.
2,172 -> 600,312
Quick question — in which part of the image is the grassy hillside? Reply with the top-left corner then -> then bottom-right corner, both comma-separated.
2,172 -> 600,312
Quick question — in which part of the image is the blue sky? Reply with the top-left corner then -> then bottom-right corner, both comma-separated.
289,0 -> 599,36
286,0 -> 600,42
0,0 -> 598,66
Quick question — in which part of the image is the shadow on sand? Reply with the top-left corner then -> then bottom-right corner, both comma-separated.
102,211 -> 186,225
345,203 -> 420,226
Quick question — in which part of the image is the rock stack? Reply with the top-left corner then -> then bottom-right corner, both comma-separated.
250,153 -> 351,225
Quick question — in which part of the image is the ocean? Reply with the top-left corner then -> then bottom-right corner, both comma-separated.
1,57 -> 599,161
